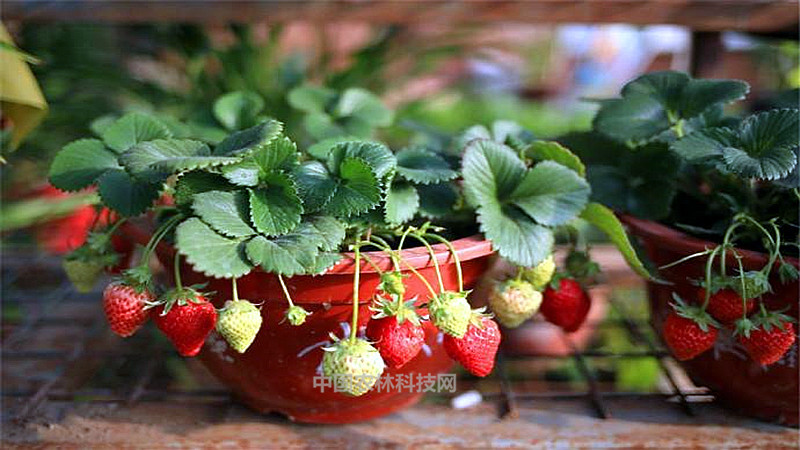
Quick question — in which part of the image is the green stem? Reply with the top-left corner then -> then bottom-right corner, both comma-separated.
425,233 -> 463,292
350,240 -> 362,344
360,253 -> 385,275
659,248 -> 714,270
719,221 -> 743,277
398,227 -> 413,253
232,278 -> 239,302
277,274 -> 294,307
368,235 -> 400,271
734,251 -> 748,319
367,238 -> 437,299
142,215 -> 183,261
173,251 -> 183,290
702,246 -> 722,310
106,217 -> 128,237
410,234 -> 445,292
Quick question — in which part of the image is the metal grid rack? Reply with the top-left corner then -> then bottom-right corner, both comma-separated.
2,245 -> 712,428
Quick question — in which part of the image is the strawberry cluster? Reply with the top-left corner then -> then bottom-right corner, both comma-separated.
662,216 -> 798,367
488,250 -> 596,334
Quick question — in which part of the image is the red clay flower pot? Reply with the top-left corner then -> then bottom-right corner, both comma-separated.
120,222 -> 493,423
621,215 -> 799,426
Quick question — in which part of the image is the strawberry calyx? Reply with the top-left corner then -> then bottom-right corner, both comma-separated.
736,306 -> 795,338
151,285 -> 209,315
671,292 -> 720,332
564,250 -> 600,282
285,305 -> 311,326
118,264 -> 154,294
378,271 -> 408,297
369,293 -> 420,326
731,270 -> 771,300
467,307 -> 493,329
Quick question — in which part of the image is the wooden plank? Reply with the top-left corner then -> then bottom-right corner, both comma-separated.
2,1 -> 797,32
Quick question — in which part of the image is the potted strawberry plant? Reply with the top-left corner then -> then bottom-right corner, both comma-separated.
47,88 -> 647,423
566,71 -> 799,425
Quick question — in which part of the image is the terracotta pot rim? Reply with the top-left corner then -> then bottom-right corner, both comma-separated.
119,220 -> 495,275
619,213 -> 799,267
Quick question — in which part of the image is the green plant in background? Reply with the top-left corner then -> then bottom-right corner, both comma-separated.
564,71 -> 798,252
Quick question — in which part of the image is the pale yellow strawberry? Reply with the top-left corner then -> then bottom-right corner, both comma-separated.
522,254 -> 555,290
216,300 -> 262,353
322,338 -> 385,396
489,279 -> 542,328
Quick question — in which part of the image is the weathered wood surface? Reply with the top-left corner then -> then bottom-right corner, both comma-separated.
3,1 -> 798,32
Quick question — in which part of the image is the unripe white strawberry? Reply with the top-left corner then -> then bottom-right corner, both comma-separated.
322,338 -> 385,396
429,291 -> 472,338
216,300 -> 262,353
489,279 -> 542,328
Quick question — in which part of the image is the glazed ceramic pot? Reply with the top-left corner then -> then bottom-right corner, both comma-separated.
621,215 -> 799,426
120,222 -> 494,423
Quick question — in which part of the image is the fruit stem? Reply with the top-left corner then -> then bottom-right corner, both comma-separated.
425,233 -> 463,292
659,248 -> 714,270
173,250 -> 183,290
232,277 -> 239,302
350,239 -> 362,344
702,245 -> 721,309
277,274 -> 295,307
734,251 -> 748,318
360,252 -> 385,275
106,217 -> 128,237
367,238 -> 438,299
410,233 -> 445,292
368,234 -> 400,271
142,214 -> 183,261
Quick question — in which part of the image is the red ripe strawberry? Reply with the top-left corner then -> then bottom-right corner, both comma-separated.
103,283 -> 153,337
366,295 -> 424,369
540,278 -> 591,332
699,288 -> 754,324
153,290 -> 217,357
663,294 -> 720,361
736,310 -> 796,366
443,310 -> 501,377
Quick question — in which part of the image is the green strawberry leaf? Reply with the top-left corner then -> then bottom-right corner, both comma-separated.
306,252 -> 343,275
395,147 -> 457,184
509,161 -> 590,226
461,139 -> 526,208
679,79 -> 751,118
579,202 -> 651,279
176,217 -> 252,278
303,113 -> 344,140
586,143 -> 680,220
288,85 -> 337,113
245,224 -> 322,276
49,138 -> 120,192
477,202 -> 554,267
192,190 -> 256,238
323,157 -> 381,217
248,173 -> 303,236
294,161 -> 338,212
306,216 -> 346,252
221,159 -> 260,187
594,94 -> 669,142
384,180 -> 420,225
101,113 -> 172,153
417,183 -> 458,218
671,109 -> 799,180
213,91 -> 265,131
121,139 -> 239,181
523,140 -> 585,176
174,171 -> 236,210
594,71 -> 749,143
213,120 -> 283,157
96,169 -> 161,217
333,88 -> 393,126
307,136 -> 357,160
220,134 -> 299,187
326,141 -> 396,179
